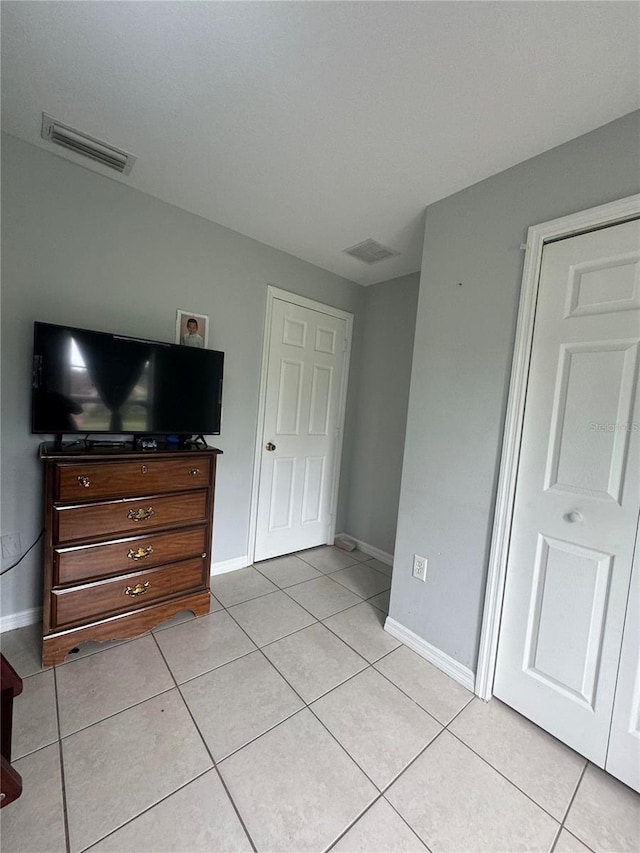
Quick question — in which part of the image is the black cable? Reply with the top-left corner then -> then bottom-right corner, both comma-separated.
0,530 -> 44,576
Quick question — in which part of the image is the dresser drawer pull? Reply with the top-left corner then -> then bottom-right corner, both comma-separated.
188,467 -> 200,477
141,465 -> 148,474
127,546 -> 154,561
127,507 -> 155,522
77,476 -> 91,488
124,581 -> 150,597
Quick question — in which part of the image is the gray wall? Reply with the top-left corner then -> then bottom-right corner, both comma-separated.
0,134 -> 368,621
391,111 -> 640,671
342,273 -> 420,556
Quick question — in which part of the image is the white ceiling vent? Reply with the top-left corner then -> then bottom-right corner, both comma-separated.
41,113 -> 136,175
343,238 -> 400,265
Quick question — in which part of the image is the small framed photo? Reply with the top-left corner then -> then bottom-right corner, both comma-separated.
176,310 -> 209,349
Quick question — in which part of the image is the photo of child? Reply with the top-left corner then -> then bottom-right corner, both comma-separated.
176,310 -> 209,348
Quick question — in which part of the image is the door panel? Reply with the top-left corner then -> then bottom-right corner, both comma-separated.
276,360 -> 303,434
607,538 -> 640,791
301,457 -> 325,524
545,342 -> 638,502
269,457 -> 296,531
494,219 -> 640,771
255,298 -> 348,561
523,535 -> 613,707
565,251 -> 639,317
309,366 -> 333,434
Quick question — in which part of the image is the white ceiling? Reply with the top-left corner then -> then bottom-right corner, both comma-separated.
2,2 -> 638,286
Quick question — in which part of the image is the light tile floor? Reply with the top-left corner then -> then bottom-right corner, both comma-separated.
1,545 -> 639,852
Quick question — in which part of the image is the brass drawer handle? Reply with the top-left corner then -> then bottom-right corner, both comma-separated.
77,476 -> 91,488
127,546 -> 154,561
124,581 -> 150,597
188,467 -> 200,477
127,507 -> 155,522
140,465 -> 148,474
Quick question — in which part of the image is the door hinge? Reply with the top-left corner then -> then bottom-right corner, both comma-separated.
343,337 -> 349,352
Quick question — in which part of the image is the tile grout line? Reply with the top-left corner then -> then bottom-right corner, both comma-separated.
253,554 -> 392,595
226,558 -> 390,625
49,624 -> 260,849
274,584 -> 407,681
274,571 -> 394,657
556,762 -> 594,852
78,765 -> 215,853
559,759 -> 588,826
9,675 -> 61,763
55,683 -> 178,739
217,557 -> 455,811
149,629 -> 259,853
293,551 -> 363,573
8,553 -> 600,853
51,622 -> 570,853
213,600 -> 402,847
366,653 -> 464,730
224,587 -> 452,851
445,726 -> 566,829
220,599 -> 397,825
378,794 -> 435,853
35,553 -> 572,849
55,678 -> 204,852
378,726 -> 449,799
52,664 -> 73,853
548,824 -> 563,853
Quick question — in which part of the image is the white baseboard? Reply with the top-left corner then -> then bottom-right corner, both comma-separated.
211,555 -> 250,576
0,606 -> 42,634
335,533 -> 393,567
384,616 -> 475,693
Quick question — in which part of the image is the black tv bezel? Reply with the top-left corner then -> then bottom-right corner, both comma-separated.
31,320 -> 224,441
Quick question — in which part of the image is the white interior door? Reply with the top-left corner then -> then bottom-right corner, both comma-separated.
494,219 -> 640,772
607,524 -> 640,791
254,296 -> 350,562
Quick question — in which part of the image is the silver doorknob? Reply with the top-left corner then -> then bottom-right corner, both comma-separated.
564,510 -> 584,523
265,442 -> 276,451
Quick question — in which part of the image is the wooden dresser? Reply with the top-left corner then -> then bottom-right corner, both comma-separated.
40,443 -> 221,666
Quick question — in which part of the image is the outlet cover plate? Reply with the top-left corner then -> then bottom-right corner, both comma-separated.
1,533 -> 21,559
412,554 -> 427,582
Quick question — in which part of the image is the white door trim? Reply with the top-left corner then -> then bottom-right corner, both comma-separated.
475,193 -> 640,701
247,285 -> 353,565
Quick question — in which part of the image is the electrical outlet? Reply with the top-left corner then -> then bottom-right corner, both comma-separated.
1,533 -> 21,560
412,554 -> 427,582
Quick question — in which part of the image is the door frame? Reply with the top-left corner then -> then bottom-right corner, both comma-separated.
475,193 -> 640,701
247,285 -> 354,565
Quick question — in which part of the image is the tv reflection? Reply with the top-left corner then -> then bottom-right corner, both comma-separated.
63,336 -> 152,432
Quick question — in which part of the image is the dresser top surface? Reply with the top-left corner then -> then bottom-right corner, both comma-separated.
39,441 -> 222,462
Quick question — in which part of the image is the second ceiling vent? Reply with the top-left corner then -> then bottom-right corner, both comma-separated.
343,238 -> 400,265
41,113 -> 137,175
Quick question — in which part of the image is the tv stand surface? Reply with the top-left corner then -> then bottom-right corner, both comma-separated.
41,440 -> 221,456
39,443 -> 221,666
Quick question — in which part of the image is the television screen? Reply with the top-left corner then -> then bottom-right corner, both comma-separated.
32,322 -> 224,436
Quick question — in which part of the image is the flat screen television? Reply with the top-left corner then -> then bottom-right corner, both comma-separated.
32,321 -> 224,441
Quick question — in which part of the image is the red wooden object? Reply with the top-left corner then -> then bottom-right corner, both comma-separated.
0,654 -> 23,808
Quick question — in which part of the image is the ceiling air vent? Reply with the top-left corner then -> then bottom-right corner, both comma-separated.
343,238 -> 400,265
41,113 -> 136,175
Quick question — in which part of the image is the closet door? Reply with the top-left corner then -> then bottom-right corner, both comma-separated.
606,538 -> 640,791
494,218 -> 640,776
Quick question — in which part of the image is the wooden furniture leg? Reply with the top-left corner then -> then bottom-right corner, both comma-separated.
0,654 -> 23,808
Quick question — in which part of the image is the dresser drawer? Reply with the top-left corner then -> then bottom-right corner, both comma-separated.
56,456 -> 211,501
51,558 -> 207,628
54,490 -> 208,544
54,526 -> 208,585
